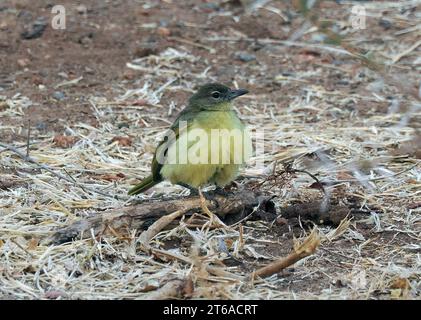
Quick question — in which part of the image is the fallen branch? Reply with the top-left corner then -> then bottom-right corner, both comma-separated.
47,190 -> 276,245
280,200 -> 350,226
251,228 -> 320,279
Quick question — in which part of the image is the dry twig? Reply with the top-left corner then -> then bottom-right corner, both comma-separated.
251,228 -> 321,279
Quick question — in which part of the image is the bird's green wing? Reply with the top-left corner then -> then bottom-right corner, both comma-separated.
128,108 -> 197,195
151,108 -> 198,180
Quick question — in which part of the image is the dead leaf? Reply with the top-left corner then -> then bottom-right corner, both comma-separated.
0,101 -> 8,111
27,238 -> 39,250
183,276 -> 194,298
390,277 -> 410,298
111,136 -> 132,146
157,27 -> 171,37
391,277 -> 410,290
53,135 -> 77,148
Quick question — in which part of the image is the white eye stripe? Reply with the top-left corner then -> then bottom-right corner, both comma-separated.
211,91 -> 221,98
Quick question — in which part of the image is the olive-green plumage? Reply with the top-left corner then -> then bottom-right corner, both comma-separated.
128,83 -> 251,195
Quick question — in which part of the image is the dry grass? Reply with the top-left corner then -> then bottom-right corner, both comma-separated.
0,0 -> 420,299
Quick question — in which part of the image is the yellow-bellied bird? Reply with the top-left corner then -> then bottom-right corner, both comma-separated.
128,83 -> 252,195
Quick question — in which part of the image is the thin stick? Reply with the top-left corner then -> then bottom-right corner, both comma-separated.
199,189 -> 228,229
289,168 -> 328,195
26,119 -> 31,158
169,36 -> 216,54
251,228 -> 320,279
392,39 -> 421,64
138,209 -> 187,251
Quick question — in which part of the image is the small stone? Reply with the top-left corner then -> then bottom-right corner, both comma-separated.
337,79 -> 349,85
76,5 -> 87,15
78,33 -> 93,46
234,51 -> 256,62
52,91 -> 65,100
118,122 -> 130,129
0,21 -> 8,30
203,3 -> 219,10
21,17 -> 47,40
84,67 -> 94,74
310,33 -> 327,43
159,19 -> 169,27
379,19 -> 392,30
35,122 -> 47,130
58,72 -> 68,79
17,58 -> 30,68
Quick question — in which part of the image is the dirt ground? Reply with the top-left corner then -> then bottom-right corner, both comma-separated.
0,0 -> 420,299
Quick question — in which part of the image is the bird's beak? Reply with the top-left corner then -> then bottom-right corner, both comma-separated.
228,88 -> 249,100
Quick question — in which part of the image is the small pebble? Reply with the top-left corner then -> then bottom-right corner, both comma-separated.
379,19 -> 392,30
52,91 -> 65,100
84,67 -> 94,74
21,17 -> 47,40
337,79 -> 349,85
76,5 -> 87,15
58,72 -> 68,79
35,122 -> 47,130
0,21 -> 8,30
118,122 -> 130,129
159,19 -> 169,27
17,58 -> 30,68
311,33 -> 327,43
234,51 -> 256,62
203,3 -> 219,10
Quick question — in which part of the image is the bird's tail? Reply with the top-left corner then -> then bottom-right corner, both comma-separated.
128,175 -> 159,195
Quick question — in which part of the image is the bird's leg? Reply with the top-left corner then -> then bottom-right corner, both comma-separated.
177,182 -> 199,196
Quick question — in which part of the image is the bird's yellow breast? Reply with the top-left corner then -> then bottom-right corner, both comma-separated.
160,110 -> 252,188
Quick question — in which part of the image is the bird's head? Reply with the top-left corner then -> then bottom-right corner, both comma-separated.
188,83 -> 248,110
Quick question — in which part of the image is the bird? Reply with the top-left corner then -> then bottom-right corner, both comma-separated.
128,83 -> 252,195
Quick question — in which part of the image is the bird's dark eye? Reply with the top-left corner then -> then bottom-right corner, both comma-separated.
211,91 -> 221,99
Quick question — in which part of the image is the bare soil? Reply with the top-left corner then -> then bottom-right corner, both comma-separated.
0,0 -> 420,300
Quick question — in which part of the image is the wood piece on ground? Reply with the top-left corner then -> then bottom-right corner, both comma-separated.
47,190 -> 276,245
